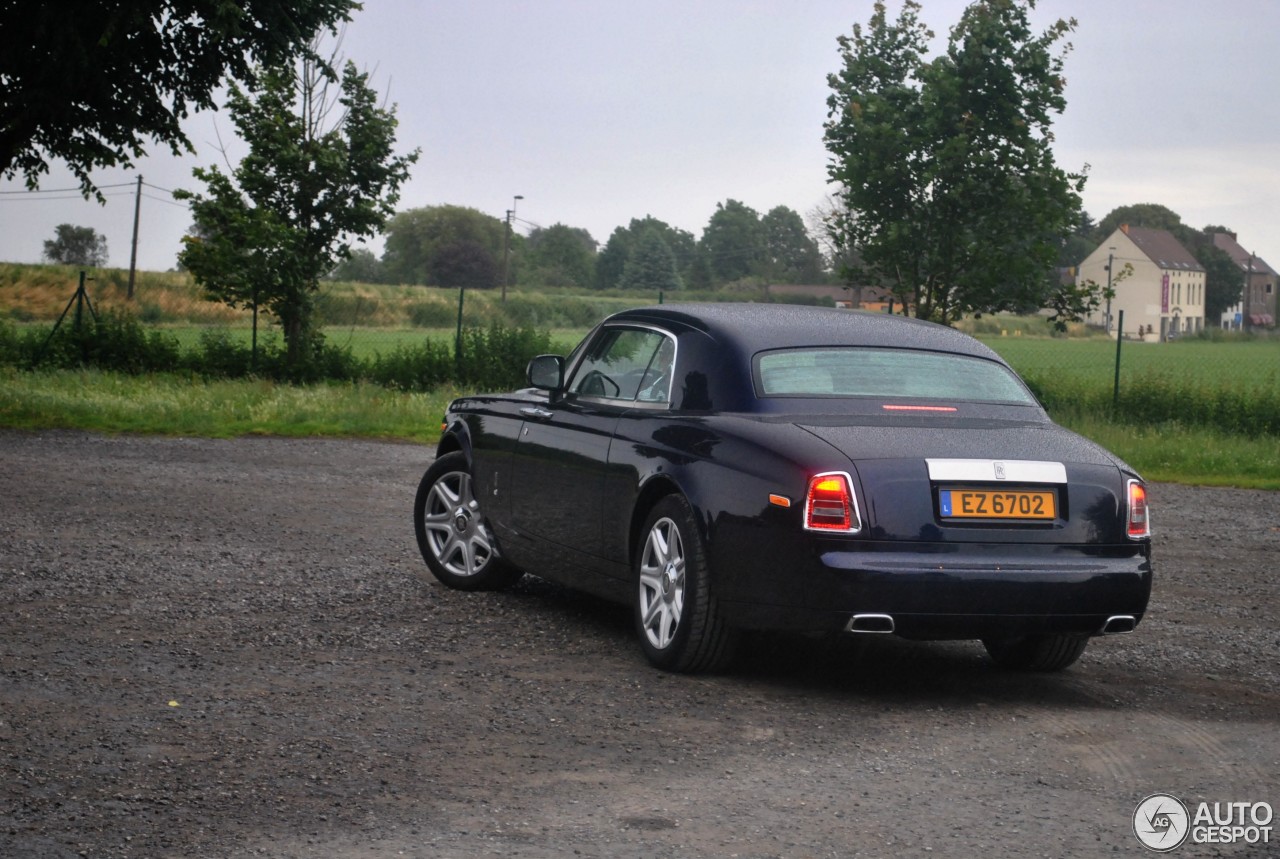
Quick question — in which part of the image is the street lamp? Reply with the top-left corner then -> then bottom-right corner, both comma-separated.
501,194 -> 523,302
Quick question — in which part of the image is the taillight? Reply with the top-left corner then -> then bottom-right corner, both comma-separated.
1126,479 -> 1150,539
804,472 -> 861,533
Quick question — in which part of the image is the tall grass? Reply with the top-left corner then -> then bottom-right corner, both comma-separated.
0,367 -> 456,442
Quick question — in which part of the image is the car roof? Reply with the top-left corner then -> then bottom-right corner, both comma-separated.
606,303 -> 1003,361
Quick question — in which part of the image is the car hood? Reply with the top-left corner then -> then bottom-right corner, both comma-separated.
794,416 -> 1132,545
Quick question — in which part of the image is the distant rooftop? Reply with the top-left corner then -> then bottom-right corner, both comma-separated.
1120,225 -> 1204,272
1212,232 -> 1277,277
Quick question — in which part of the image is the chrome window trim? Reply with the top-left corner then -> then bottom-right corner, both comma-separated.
565,323 -> 677,408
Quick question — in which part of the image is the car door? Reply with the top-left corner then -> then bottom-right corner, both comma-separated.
508,325 -> 669,574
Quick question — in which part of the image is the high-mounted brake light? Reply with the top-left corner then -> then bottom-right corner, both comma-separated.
804,472 -> 861,533
882,404 -> 958,413
1126,479 -> 1150,539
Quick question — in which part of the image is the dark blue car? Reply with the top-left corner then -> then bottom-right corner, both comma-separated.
413,304 -> 1152,673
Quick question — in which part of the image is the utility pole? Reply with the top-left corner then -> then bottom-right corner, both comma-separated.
501,194 -> 522,302
127,174 -> 142,299
1104,247 -> 1115,335
1242,250 -> 1255,332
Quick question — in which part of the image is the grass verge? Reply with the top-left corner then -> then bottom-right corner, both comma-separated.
1052,412 -> 1280,491
0,369 -> 455,444
1,369 -> 1275,488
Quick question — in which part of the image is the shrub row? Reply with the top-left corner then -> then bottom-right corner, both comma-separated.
0,312 -> 551,393
1026,371 -> 1280,437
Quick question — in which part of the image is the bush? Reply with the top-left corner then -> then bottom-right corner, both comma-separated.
22,310 -> 182,374
366,340 -> 454,391
457,323 -> 553,390
190,329 -> 263,378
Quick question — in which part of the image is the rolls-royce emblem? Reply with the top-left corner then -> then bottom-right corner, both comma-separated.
994,462 -> 1007,480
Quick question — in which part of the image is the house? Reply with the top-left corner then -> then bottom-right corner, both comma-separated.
1211,232 -> 1276,330
764,283 -> 906,313
1076,225 -> 1205,340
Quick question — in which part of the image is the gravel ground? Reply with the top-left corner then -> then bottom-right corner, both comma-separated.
1,430 -> 1277,858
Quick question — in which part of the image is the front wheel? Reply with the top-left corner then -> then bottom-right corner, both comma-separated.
413,452 -> 522,591
634,495 -> 736,673
982,634 -> 1088,671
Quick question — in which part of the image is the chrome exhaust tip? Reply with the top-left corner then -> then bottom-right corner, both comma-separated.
846,613 -> 895,634
1101,615 -> 1136,634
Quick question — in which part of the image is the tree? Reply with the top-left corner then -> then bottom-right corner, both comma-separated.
700,199 -> 764,284
176,48 -> 417,369
824,0 -> 1087,325
43,224 -> 109,266
0,1 -> 357,198
523,223 -> 597,288
761,206 -> 826,283
1094,203 -> 1184,242
595,216 -> 696,290
1196,242 -> 1244,322
327,247 -> 385,283
618,229 -> 682,293
429,240 -> 499,290
382,205 -> 505,286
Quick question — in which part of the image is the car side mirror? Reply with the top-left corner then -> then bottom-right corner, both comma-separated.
527,354 -> 565,391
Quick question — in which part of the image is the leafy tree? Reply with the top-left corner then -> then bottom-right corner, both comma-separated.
327,247 -> 385,283
761,206 -> 826,283
1094,203 -> 1185,242
0,1 -> 357,198
824,0 -> 1086,325
1197,242 -> 1244,322
619,229 -> 682,293
700,199 -> 764,284
176,49 -> 417,369
595,216 -> 696,290
429,240 -> 499,290
523,223 -> 597,288
43,224 -> 109,266
596,227 -> 633,290
382,205 -> 505,286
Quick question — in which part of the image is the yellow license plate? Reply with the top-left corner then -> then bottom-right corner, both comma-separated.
939,488 -> 1057,520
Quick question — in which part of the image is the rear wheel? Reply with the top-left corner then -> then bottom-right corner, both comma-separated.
634,495 -> 736,673
982,634 -> 1088,671
413,452 -> 522,591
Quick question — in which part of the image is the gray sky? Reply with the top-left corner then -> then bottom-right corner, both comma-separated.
2,0 -> 1278,273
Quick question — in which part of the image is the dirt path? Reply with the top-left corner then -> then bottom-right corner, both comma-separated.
2,431 -> 1276,858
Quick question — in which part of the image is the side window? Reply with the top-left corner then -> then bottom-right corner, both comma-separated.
568,328 -> 669,403
635,335 -> 676,403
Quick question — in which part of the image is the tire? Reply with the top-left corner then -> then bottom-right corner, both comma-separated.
982,634 -> 1088,672
413,452 -> 522,591
634,495 -> 737,673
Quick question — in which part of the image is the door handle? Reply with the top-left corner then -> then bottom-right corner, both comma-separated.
520,406 -> 554,420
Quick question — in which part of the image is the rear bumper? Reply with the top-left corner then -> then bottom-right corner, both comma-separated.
722,541 -> 1152,640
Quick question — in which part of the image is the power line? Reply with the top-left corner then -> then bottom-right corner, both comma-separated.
141,192 -> 189,209
0,191 -> 135,203
0,182 -> 137,195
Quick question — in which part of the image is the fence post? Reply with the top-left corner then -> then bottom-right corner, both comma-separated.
1113,309 -> 1124,407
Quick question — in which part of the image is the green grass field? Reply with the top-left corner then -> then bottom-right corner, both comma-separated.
980,335 -> 1279,392
1,365 -> 1276,489
4,264 -> 1276,487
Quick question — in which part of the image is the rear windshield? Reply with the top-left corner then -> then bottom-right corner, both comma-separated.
755,347 -> 1037,405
